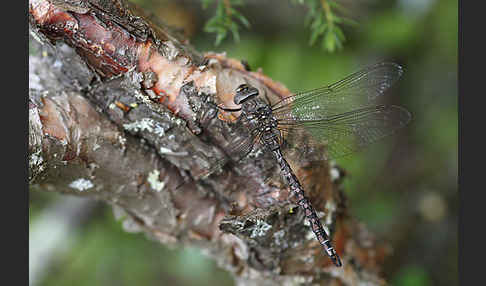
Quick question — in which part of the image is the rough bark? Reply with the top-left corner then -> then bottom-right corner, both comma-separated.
29,0 -> 390,285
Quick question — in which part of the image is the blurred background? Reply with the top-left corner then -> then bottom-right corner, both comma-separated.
29,0 -> 457,285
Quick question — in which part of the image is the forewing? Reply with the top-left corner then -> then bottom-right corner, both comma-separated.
193,123 -> 261,180
278,105 -> 411,160
272,62 -> 404,122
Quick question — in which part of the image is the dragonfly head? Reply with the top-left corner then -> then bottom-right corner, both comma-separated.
234,84 -> 259,105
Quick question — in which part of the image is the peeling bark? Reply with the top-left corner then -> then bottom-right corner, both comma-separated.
29,1 -> 391,285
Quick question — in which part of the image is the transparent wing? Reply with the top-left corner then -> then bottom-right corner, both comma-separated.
278,105 -> 411,160
193,122 -> 261,180
272,62 -> 404,121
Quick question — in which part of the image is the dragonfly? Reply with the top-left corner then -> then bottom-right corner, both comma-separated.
211,62 -> 412,267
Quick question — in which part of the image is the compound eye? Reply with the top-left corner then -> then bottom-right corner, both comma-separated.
234,84 -> 259,105
236,84 -> 249,93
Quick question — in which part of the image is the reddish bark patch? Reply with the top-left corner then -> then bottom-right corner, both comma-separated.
30,0 -> 139,77
137,40 -> 217,116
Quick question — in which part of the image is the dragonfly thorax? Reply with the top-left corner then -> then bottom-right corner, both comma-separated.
242,103 -> 276,128
234,90 -> 281,149
241,103 -> 281,150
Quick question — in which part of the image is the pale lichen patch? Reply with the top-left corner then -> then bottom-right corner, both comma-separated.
29,149 -> 45,172
159,146 -> 188,156
325,201 -> 337,226
273,229 -> 287,248
153,125 -> 165,137
123,118 -> 166,137
147,169 -> 165,192
162,41 -> 179,61
303,218 -> 310,227
92,143 -> 101,151
283,275 -> 313,286
68,178 -> 94,191
330,167 -> 340,181
250,220 -> 272,238
122,217 -> 143,233
322,225 -> 330,235
329,160 -> 340,182
305,229 -> 315,240
118,135 -> 127,147
123,118 -> 156,132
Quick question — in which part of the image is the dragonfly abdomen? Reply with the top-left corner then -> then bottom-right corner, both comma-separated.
272,148 -> 342,267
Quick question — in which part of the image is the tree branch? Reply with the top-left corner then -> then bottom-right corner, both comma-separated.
29,0 -> 389,284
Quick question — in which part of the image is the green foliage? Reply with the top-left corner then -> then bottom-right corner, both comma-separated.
202,0 -> 354,52
203,0 -> 250,46
392,265 -> 431,286
298,0 -> 356,52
